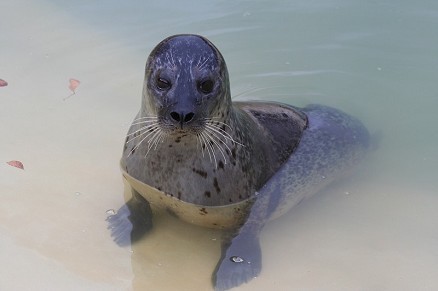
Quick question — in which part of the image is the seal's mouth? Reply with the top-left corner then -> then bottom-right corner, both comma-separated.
158,113 -> 206,136
163,124 -> 205,136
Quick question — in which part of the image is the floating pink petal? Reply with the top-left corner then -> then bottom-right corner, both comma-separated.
68,78 -> 80,93
7,160 -> 24,170
0,79 -> 8,87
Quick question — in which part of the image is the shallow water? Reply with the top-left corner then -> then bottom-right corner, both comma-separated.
1,0 -> 437,290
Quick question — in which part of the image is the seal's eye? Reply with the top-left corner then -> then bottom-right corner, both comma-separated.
198,79 -> 214,94
156,77 -> 171,90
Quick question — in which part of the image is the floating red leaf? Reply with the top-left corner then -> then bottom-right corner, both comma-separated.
7,160 -> 24,170
68,78 -> 80,93
0,79 -> 8,87
64,78 -> 81,100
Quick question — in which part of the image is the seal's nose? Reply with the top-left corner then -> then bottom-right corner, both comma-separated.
170,111 -> 195,128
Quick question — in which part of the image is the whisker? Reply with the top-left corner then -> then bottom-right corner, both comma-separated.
142,128 -> 163,157
196,134 -> 206,158
231,87 -> 266,100
204,129 -> 227,164
126,123 -> 159,138
200,132 -> 215,164
203,132 -> 218,166
205,127 -> 233,155
198,133 -> 211,162
204,119 -> 245,146
144,143 -> 154,157
126,131 -> 149,144
132,116 -> 159,123
205,123 -> 233,140
205,118 -> 233,131
205,124 -> 245,147
151,132 -> 161,150
126,126 -> 159,144
127,127 -> 160,157
133,116 -> 159,120
154,132 -> 166,150
147,129 -> 162,150
130,120 -> 159,126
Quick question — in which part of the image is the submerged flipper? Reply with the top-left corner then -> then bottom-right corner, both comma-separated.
213,231 -> 262,291
213,193 -> 270,291
107,189 -> 153,246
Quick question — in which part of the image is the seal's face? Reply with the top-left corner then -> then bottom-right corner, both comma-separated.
142,34 -> 230,136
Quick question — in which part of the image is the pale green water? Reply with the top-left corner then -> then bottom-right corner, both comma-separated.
1,0 -> 438,290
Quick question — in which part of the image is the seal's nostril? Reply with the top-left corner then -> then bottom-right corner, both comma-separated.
170,112 -> 194,123
184,112 -> 195,123
170,112 -> 181,122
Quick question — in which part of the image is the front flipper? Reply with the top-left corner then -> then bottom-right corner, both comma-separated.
106,189 -> 153,246
213,231 -> 262,291
213,186 -> 275,290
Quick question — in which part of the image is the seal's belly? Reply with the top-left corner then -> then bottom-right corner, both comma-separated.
121,164 -> 253,229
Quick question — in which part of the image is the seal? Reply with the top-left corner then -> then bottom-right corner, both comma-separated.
107,34 -> 370,290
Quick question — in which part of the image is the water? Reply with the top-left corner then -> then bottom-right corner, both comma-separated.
1,0 -> 437,290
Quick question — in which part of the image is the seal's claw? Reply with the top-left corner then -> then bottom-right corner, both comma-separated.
213,232 -> 262,291
107,190 -> 153,246
106,203 -> 134,246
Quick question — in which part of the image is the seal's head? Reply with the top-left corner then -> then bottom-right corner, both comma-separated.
141,34 -> 231,136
